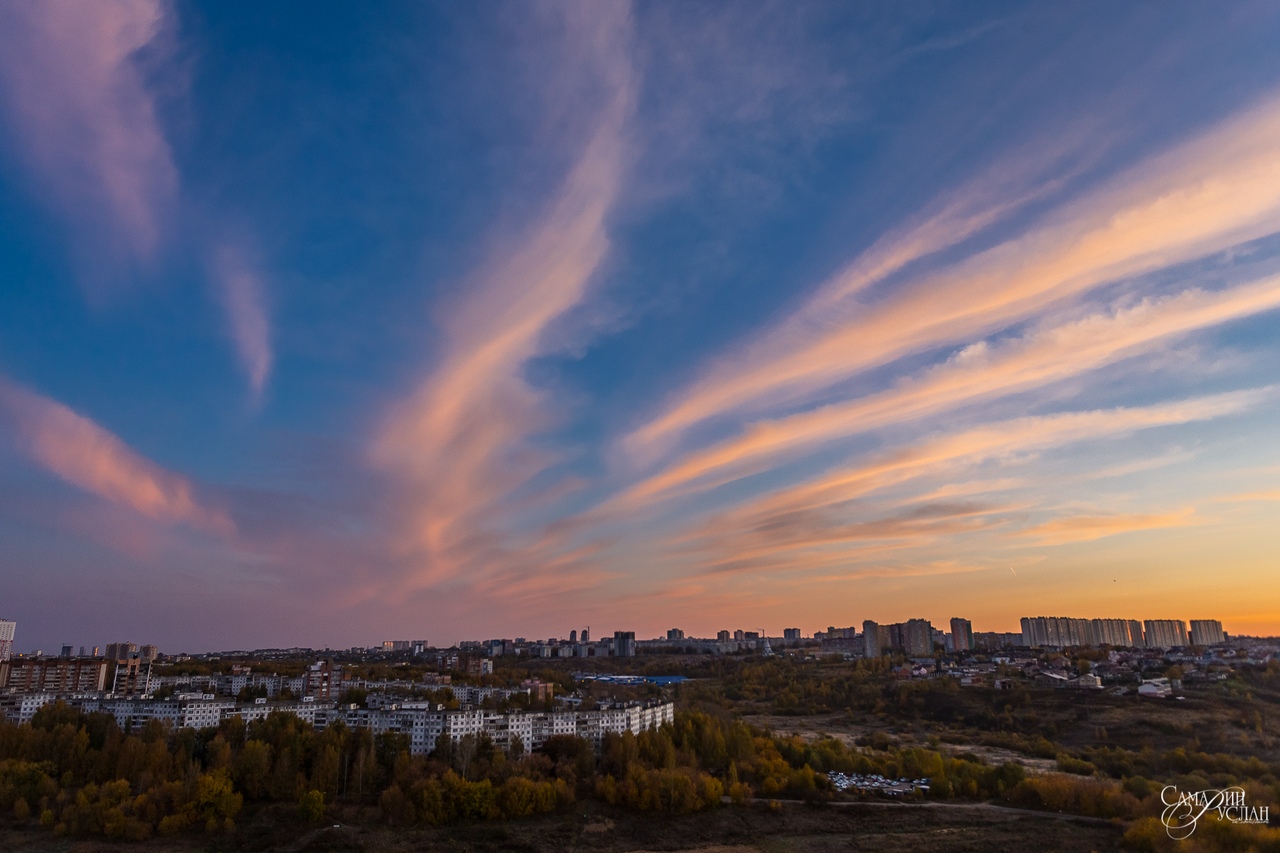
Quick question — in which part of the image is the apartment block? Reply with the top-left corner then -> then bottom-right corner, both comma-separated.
1144,619 -> 1189,649
2,658 -> 108,693
949,618 -> 974,653
0,619 -> 15,662
1189,620 -> 1225,646
613,631 -> 636,658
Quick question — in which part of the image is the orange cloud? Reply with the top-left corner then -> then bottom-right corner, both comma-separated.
616,276 -> 1280,507
1018,509 -> 1196,545
664,389 -> 1265,574
627,97 -> 1280,457
0,379 -> 233,533
373,4 -> 636,590
1213,489 -> 1280,502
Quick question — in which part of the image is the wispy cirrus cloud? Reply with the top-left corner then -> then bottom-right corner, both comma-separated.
0,378 -> 232,534
0,0 -> 176,278
668,389 -> 1267,575
626,98 -> 1280,458
373,2 -> 636,592
1018,509 -> 1196,545
616,275 -> 1280,507
211,245 -> 273,399
0,2 -> 275,399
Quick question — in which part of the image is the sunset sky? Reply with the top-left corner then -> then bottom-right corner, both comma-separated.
2,1 -> 1280,652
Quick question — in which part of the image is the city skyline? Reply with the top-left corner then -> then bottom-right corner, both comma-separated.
0,611 -> 1248,658
2,2 -> 1280,651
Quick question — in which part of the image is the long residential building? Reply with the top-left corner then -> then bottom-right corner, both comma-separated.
0,691 -> 674,756
1021,617 -> 1144,649
2,658 -> 108,693
321,700 -> 673,755
1020,616 -> 1207,649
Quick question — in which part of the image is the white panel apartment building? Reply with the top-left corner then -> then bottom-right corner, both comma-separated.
2,687 -> 673,756
320,701 -> 674,756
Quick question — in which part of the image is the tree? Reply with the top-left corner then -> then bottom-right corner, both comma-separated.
298,789 -> 325,823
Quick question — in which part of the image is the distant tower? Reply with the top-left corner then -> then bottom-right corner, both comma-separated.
569,629 -> 577,644
0,619 -> 15,662
581,627 -> 590,643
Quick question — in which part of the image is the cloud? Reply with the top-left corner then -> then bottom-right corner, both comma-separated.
626,97 -> 1280,457
668,389 -> 1267,574
1213,489 -> 1280,503
0,0 -> 176,279
0,378 -> 233,534
212,245 -> 273,399
372,2 -> 636,590
616,275 -> 1280,506
1017,509 -> 1196,545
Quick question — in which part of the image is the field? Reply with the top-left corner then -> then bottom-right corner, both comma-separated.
0,799 -> 1124,852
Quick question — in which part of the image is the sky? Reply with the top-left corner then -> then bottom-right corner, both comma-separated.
2,1 -> 1280,653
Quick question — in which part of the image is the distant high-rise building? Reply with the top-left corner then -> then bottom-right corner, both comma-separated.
105,642 -> 137,661
733,629 -> 745,641
666,628 -> 685,641
139,644 -> 158,661
1189,620 -> 1225,646
92,646 -> 100,658
949,618 -> 974,653
1144,620 -> 1189,649
862,620 -> 880,657
1090,619 -> 1138,647
304,660 -> 341,699
716,630 -> 730,642
78,646 -> 87,658
0,619 -> 16,662
904,619 -> 934,657
111,655 -> 152,697
569,629 -> 577,644
613,631 -> 636,657
783,628 -> 801,640
581,627 -> 590,643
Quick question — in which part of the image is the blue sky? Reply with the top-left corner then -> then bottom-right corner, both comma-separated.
1,1 -> 1279,652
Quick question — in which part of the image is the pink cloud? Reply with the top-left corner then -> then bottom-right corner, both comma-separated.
373,3 -> 636,591
627,97 -> 1280,457
0,0 -> 177,278
0,378 -> 233,534
212,245 -> 273,399
614,274 -> 1280,508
